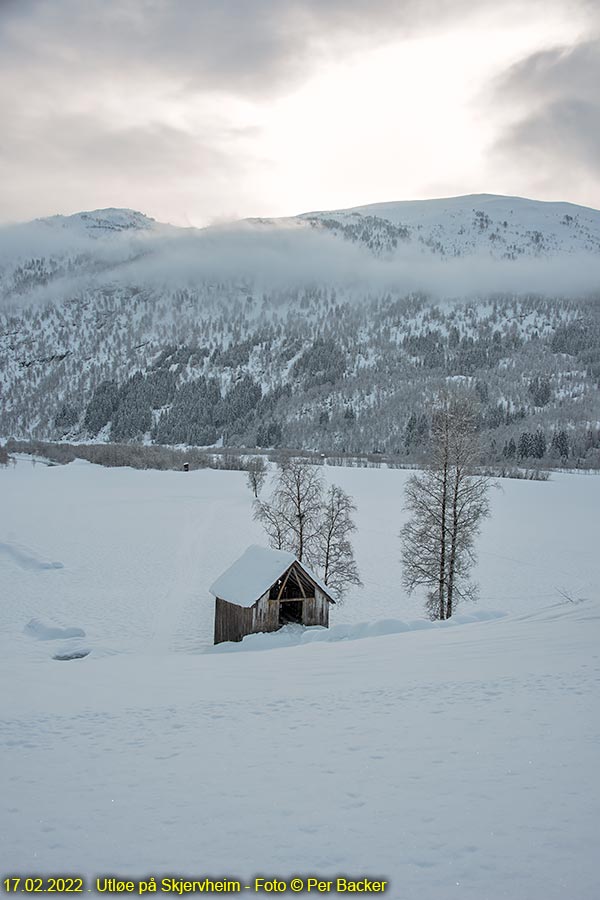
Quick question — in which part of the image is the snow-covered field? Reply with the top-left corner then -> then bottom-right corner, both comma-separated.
1,459 -> 599,899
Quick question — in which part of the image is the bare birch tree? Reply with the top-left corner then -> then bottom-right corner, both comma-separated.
255,460 -> 361,600
316,484 -> 362,601
254,458 -> 324,563
255,497 -> 287,550
246,456 -> 267,498
400,394 -> 490,619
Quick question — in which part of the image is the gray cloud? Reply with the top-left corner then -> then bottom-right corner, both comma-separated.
0,111 -> 255,224
0,111 -> 244,175
2,0 -> 572,97
0,0 -> 596,223
489,37 -> 600,200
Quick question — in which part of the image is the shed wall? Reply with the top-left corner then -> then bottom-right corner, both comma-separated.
213,571 -> 331,644
214,597 -> 254,644
303,588 -> 330,627
252,591 -> 279,633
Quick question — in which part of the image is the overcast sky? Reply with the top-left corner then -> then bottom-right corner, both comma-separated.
1,0 -> 599,225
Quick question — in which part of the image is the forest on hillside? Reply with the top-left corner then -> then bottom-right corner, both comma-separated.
1,286 -> 600,468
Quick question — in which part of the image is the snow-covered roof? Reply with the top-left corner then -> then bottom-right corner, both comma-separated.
209,545 -> 332,607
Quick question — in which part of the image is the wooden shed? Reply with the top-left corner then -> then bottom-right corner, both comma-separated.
210,545 -> 335,645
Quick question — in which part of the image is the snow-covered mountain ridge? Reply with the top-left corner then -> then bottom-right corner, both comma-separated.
1,194 -> 600,459
2,193 -> 600,307
37,208 -> 160,236
298,193 -> 600,259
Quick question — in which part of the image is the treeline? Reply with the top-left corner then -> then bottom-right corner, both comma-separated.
2,439 -> 414,472
499,427 -> 600,466
3,439 -> 251,472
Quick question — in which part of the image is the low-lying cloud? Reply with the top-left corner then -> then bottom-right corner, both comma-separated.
133,223 -> 600,299
2,217 -> 599,305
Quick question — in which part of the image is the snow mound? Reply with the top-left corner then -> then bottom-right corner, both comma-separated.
24,619 -> 86,641
212,609 -> 506,652
0,541 -> 64,571
53,648 -> 91,661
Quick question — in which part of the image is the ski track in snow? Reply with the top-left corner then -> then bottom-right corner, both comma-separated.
0,541 -> 64,571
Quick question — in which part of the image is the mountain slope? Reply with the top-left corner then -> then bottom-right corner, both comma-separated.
299,193 -> 600,259
1,194 -> 599,459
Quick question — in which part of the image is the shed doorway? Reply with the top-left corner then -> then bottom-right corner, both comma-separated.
279,600 -> 303,626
